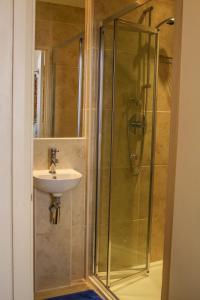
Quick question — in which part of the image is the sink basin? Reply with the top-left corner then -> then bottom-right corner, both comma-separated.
33,169 -> 82,197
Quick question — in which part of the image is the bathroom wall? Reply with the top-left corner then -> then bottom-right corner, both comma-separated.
93,0 -> 175,267
169,1 -> 200,299
34,138 -> 86,291
35,1 -> 85,137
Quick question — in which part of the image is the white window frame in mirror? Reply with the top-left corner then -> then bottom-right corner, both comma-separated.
34,47 -> 53,138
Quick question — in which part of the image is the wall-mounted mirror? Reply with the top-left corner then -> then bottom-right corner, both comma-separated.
34,0 -> 85,138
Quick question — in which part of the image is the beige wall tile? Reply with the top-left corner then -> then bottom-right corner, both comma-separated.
91,48 -> 99,110
141,112 -> 153,166
138,166 -> 150,219
157,62 -> 172,111
94,0 -> 133,23
110,220 -> 140,270
151,165 -> 168,261
52,22 -> 81,47
51,4 -> 85,25
54,108 -> 78,137
101,109 -> 112,169
54,65 -> 79,137
35,20 -> 52,48
155,112 -> 171,165
55,66 -> 78,105
35,190 -> 71,290
111,167 -> 140,222
137,218 -> 148,265
34,138 -> 86,170
102,50 -> 113,110
34,138 -> 86,291
36,2 -> 52,21
53,44 -> 80,67
97,223 -> 109,272
71,177 -> 86,227
71,225 -> 86,280
98,168 -> 110,225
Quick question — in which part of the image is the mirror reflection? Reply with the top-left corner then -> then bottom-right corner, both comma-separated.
34,0 -> 85,138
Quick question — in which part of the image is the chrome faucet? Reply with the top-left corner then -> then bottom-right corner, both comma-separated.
49,147 -> 59,174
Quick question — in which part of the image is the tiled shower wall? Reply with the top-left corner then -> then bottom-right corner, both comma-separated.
93,0 -> 175,264
34,138 -> 86,291
150,0 -> 174,262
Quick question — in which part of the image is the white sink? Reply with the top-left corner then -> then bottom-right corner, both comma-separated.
33,169 -> 82,197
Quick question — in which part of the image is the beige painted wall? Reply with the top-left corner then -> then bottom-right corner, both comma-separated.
169,1 -> 200,299
0,1 -> 13,299
34,138 -> 86,291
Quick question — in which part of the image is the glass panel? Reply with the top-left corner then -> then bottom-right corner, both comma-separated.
109,20 -> 157,286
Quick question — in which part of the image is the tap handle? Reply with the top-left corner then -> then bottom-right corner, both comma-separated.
49,147 -> 59,165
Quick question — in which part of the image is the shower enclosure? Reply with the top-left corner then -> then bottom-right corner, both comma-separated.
94,3 -> 159,295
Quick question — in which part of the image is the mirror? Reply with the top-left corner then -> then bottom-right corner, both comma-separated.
34,0 -> 85,138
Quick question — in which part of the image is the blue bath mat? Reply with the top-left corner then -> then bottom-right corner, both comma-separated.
46,290 -> 102,300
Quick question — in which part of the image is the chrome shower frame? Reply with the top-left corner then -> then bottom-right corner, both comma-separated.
101,0 -> 152,25
94,1 -> 159,295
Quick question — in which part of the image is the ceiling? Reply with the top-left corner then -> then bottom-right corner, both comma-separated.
38,0 -> 85,8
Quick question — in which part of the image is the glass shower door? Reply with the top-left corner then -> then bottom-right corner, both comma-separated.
109,20 -> 158,287
95,23 -> 115,286
95,19 -> 158,289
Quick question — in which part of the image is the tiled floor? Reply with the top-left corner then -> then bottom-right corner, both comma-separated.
112,262 -> 163,300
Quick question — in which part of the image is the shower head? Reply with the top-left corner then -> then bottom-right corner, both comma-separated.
166,18 -> 176,25
156,18 -> 175,30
